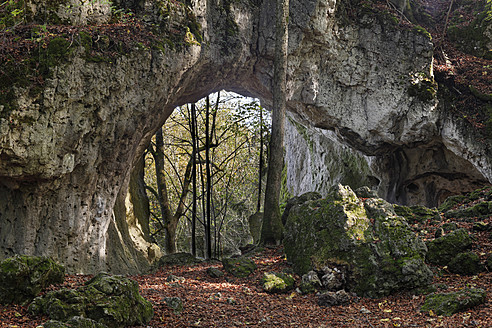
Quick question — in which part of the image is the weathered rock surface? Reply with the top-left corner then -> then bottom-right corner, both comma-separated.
1,0 -> 491,273
421,288 -> 487,316
284,185 -> 433,297
29,272 -> 153,328
0,255 -> 65,304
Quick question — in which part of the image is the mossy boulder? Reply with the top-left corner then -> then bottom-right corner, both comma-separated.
394,204 -> 440,224
261,272 -> 295,293
0,255 -> 65,304
448,252 -> 481,275
284,184 -> 432,297
222,257 -> 256,278
421,288 -> 487,316
444,201 -> 492,219
29,273 -> 153,328
426,229 -> 473,265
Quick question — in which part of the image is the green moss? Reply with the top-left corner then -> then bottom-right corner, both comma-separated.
421,288 -> 487,316
261,272 -> 295,293
408,74 -> 438,102
413,25 -> 431,40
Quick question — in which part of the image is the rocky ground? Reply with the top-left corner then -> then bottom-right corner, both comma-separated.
1,187 -> 491,327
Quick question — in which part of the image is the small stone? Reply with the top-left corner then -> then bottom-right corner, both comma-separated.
426,229 -> 472,266
166,275 -> 185,283
321,267 -> 344,291
163,296 -> 183,314
360,306 -> 371,314
207,267 -> 224,278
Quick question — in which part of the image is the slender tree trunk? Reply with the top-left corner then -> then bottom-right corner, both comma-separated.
257,105 -> 264,213
205,96 -> 213,259
261,0 -> 289,245
154,128 -> 177,253
190,104 -> 198,256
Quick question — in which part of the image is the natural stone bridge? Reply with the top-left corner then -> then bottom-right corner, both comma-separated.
0,0 -> 490,274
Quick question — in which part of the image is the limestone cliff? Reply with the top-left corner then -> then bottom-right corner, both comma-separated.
0,0 -> 490,273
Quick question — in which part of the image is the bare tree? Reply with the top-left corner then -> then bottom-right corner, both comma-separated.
261,0 -> 289,245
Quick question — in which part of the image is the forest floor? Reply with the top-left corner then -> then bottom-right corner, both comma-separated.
1,231 -> 491,328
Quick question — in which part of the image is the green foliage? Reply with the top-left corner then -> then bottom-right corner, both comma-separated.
0,0 -> 28,29
144,93 -> 270,258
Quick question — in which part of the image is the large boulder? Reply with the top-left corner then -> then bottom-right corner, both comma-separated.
0,255 -> 65,304
29,272 -> 153,328
426,229 -> 473,265
284,185 -> 433,297
421,288 -> 487,316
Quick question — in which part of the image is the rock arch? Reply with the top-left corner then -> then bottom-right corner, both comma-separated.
1,0 -> 490,273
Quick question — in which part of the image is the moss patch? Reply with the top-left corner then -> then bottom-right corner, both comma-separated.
421,288 -> 487,316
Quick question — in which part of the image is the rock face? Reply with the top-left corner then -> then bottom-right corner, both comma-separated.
284,185 -> 433,297
1,0 -> 491,273
29,272 -> 154,328
0,255 -> 65,304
